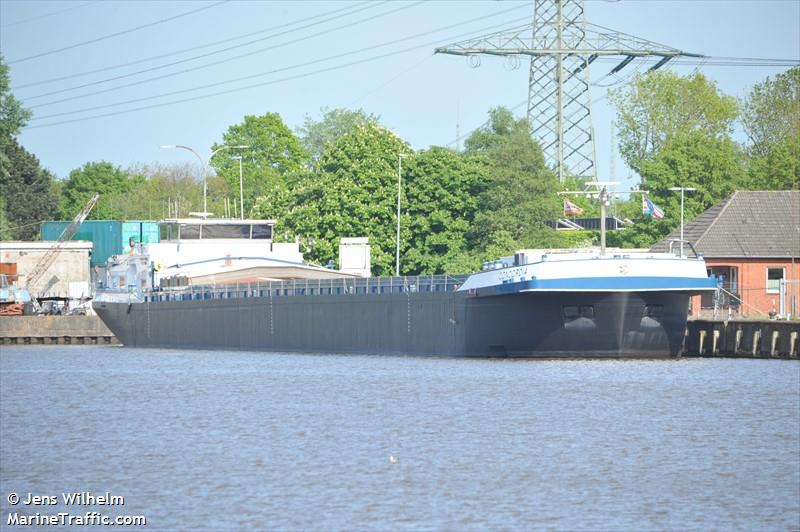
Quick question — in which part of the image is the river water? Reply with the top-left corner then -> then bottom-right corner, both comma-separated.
1,346 -> 798,531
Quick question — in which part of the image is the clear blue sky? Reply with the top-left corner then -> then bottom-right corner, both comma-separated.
1,0 -> 798,190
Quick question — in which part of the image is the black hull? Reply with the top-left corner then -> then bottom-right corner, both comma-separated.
94,290 -> 691,357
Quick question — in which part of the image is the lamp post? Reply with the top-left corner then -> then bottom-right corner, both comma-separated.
396,153 -> 410,277
160,144 -> 248,217
232,155 -> 244,220
668,186 -> 696,257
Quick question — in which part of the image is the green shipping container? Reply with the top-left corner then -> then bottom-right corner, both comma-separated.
40,220 -> 159,266
121,221 -> 159,250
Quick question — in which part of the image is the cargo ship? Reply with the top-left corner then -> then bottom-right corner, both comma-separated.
93,218 -> 716,357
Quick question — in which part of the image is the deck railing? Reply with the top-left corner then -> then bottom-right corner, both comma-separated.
99,275 -> 469,304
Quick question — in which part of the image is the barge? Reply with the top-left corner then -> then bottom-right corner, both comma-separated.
94,232 -> 716,357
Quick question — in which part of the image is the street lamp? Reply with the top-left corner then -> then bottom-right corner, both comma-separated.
160,144 -> 248,217
668,186 -> 696,258
396,153 -> 411,277
232,155 -> 244,220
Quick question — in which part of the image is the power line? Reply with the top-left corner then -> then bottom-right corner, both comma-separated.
27,1 -> 528,112
28,8 -> 529,122
26,1 -> 411,107
25,13 -> 533,129
18,1 -> 384,98
12,1 -> 374,91
346,55 -> 434,108
29,12 -> 530,122
26,46 -> 796,129
32,13 -> 507,121
0,1 -> 98,29
7,1 -> 228,65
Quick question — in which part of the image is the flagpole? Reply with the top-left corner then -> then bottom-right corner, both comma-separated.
600,185 -> 608,255
559,182 -> 620,256
669,187 -> 696,258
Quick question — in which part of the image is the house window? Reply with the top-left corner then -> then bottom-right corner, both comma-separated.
766,268 -> 784,293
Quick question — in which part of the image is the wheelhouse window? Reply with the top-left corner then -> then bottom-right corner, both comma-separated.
201,224 -> 250,239
767,268 -> 784,294
180,224 -> 201,239
252,224 -> 273,239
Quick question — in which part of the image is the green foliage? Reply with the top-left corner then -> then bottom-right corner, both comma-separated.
277,123 -> 410,275
610,70 -> 738,171
0,196 -> 11,240
605,69 -> 800,249
738,68 -> 800,191
297,107 -> 380,163
554,230 -> 597,249
745,135 -> 799,190
105,163 -> 205,220
210,113 -> 308,219
402,146 -> 488,274
60,162 -> 136,220
464,107 -> 519,152
741,67 -> 800,158
250,184 -> 294,224
609,131 -> 746,248
465,107 -> 562,250
0,57 -> 61,239
0,54 -> 32,179
0,138 -> 58,240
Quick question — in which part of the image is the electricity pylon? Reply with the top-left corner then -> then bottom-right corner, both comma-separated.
435,0 -> 702,182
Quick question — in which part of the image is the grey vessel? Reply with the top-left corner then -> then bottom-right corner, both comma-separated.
94,226 -> 716,357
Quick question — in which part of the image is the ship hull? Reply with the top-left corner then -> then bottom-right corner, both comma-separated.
94,290 -> 691,357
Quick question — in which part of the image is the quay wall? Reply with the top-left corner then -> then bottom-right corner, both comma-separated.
0,316 -> 118,345
685,319 -> 799,358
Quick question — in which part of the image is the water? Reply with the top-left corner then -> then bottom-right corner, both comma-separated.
1,346 -> 798,531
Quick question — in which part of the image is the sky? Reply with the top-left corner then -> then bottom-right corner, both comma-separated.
1,0 -> 798,193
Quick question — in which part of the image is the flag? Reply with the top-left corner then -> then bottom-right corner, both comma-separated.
563,197 -> 583,216
642,195 -> 665,219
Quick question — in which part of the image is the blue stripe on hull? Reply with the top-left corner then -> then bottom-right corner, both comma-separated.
491,276 -> 717,295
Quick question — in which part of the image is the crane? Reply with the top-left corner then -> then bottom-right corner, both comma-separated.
26,194 -> 100,312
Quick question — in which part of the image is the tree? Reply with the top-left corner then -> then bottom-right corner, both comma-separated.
608,131 -> 747,248
297,107 -> 380,163
0,54 -> 31,179
741,67 -> 800,158
60,162 -> 136,220
278,123 -> 410,275
464,107 -> 519,153
0,196 -> 11,240
402,146 -> 488,274
0,138 -> 57,240
610,71 -> 739,171
745,135 -> 799,190
464,107 -> 562,251
106,162 -> 204,219
740,68 -> 800,190
210,113 -> 308,219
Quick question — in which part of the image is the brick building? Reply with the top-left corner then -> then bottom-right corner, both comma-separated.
652,191 -> 800,319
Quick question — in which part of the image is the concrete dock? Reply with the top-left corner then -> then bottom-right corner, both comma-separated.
0,316 -> 118,345
685,319 -> 799,358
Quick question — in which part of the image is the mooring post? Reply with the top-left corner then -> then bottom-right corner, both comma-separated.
771,330 -> 780,357
752,329 -> 761,357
